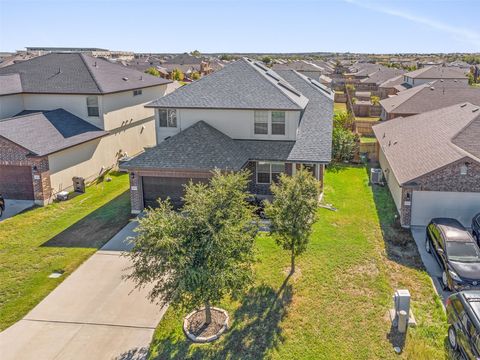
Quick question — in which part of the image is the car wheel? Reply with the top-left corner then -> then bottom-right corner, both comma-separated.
425,239 -> 431,253
448,326 -> 458,351
442,271 -> 451,291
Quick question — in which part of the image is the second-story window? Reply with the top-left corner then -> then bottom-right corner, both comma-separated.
159,109 -> 177,128
86,96 -> 99,117
271,111 -> 285,135
254,111 -> 268,135
133,89 -> 143,96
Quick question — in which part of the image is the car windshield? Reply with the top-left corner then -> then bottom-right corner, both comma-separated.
447,242 -> 480,262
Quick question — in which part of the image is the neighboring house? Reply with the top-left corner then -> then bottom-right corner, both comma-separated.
358,67 -> 405,91
380,83 -> 480,120
121,58 -> 334,213
378,75 -> 407,99
0,53 -> 170,204
402,66 -> 469,88
373,103 -> 480,228
272,61 -> 326,81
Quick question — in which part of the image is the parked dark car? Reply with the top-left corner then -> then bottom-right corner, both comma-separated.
472,213 -> 480,245
426,218 -> 480,291
446,290 -> 480,359
0,194 -> 4,217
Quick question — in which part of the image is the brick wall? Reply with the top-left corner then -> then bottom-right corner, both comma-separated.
400,158 -> 480,226
0,136 -> 51,203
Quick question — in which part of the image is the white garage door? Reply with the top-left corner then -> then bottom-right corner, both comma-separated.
411,191 -> 480,227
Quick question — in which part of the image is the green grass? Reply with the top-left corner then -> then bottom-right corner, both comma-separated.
356,116 -> 381,122
360,136 -> 377,144
334,102 -> 347,113
0,172 -> 131,330
148,167 -> 447,359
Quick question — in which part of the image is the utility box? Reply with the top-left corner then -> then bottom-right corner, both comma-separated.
393,289 -> 411,316
370,168 -> 383,185
56,191 -> 69,201
72,177 -> 85,193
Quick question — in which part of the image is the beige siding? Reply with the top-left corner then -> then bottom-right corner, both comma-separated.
156,108 -> 301,143
378,148 -> 402,212
0,94 -> 24,119
48,120 -> 156,194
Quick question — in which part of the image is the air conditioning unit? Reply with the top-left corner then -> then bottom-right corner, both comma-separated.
370,168 -> 383,185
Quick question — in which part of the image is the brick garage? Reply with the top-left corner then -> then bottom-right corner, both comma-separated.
0,136 -> 51,203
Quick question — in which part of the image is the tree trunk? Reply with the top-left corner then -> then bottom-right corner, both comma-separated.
290,245 -> 295,274
205,302 -> 212,325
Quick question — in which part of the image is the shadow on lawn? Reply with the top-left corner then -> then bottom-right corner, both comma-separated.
152,276 -> 293,360
367,166 -> 424,271
41,191 -> 132,249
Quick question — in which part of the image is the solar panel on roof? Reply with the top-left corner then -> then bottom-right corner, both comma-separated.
254,62 -> 269,72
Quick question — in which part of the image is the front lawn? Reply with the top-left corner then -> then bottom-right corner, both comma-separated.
0,172 -> 131,330
148,167 -> 446,359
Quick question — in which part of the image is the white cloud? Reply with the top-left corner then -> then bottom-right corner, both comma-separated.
345,0 -> 480,48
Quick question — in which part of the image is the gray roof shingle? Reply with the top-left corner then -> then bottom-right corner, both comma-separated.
275,70 -> 334,163
146,58 -> 308,110
0,109 -> 108,156
0,53 -> 170,95
404,66 -> 469,80
380,84 -> 480,115
373,103 -> 480,185
122,121 -> 296,171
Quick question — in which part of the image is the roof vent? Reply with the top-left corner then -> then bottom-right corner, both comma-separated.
460,103 -> 467,108
122,77 -> 129,81
473,108 -> 479,113
430,86 -> 435,90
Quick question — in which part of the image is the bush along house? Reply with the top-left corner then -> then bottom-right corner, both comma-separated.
121,58 -> 334,213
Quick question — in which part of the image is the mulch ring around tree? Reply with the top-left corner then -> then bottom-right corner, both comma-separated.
183,307 -> 229,343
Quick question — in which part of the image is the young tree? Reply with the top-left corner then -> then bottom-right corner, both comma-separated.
126,170 -> 256,325
332,126 -> 359,163
370,95 -> 380,106
171,68 -> 185,81
190,50 -> 201,57
261,56 -> 272,65
190,71 -> 201,80
145,67 -> 160,77
265,170 -> 320,274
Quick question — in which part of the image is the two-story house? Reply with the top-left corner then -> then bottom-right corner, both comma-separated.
0,53 -> 170,204
121,58 -> 334,213
401,66 -> 469,88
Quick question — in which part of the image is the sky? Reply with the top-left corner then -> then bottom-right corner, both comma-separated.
0,0 -> 479,54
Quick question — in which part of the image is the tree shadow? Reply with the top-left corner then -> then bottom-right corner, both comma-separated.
367,166 -> 424,271
41,191 -> 132,249
152,276 -> 293,360
115,346 -> 149,360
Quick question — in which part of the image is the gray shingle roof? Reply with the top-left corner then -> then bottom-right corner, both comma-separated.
121,121 -> 296,171
0,53 -> 170,95
373,103 -> 480,185
380,84 -> 480,115
360,68 -> 405,86
404,66 -> 468,80
146,58 -> 308,110
275,70 -> 334,163
0,73 -> 22,95
0,109 -> 108,156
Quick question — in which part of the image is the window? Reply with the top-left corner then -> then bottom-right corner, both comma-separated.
254,111 -> 268,135
86,96 -> 99,117
256,162 -> 285,184
256,162 -> 271,184
133,89 -> 143,96
271,163 -> 285,183
159,109 -> 177,128
271,111 -> 286,135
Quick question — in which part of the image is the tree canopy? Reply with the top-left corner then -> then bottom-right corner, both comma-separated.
265,169 -> 320,274
145,67 -> 160,77
126,170 -> 256,324
171,68 -> 185,81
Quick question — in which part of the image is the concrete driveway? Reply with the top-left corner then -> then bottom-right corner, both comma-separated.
411,226 -> 452,303
0,219 -> 168,360
0,199 -> 34,221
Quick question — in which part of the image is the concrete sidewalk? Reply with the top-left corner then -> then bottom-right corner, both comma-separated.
0,218 -> 167,360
